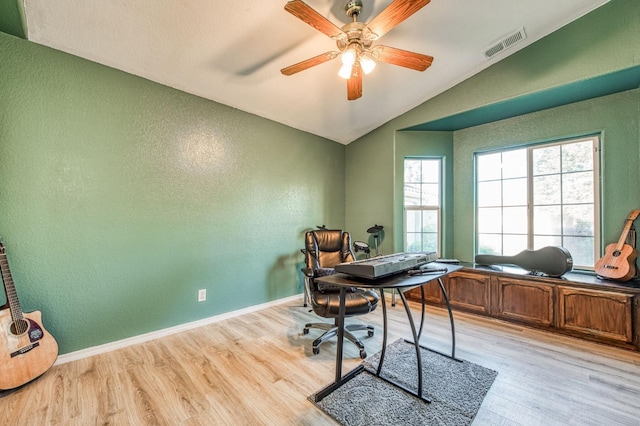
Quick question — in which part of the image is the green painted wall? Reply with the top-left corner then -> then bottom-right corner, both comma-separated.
344,122 -> 395,252
0,32 -> 345,354
0,0 -> 25,38
346,0 -> 640,257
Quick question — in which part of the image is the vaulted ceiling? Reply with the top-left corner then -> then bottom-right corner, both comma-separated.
3,0 -> 612,143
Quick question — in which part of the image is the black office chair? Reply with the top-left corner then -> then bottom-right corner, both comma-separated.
302,229 -> 379,358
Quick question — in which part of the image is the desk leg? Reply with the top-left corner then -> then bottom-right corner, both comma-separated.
368,289 -> 430,402
313,286 -> 364,402
398,290 -> 424,399
418,285 -> 426,338
406,278 -> 460,361
375,289 -> 388,376
335,286 -> 346,382
438,277 -> 457,359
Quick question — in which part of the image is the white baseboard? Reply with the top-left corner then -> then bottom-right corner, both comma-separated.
54,294 -> 303,365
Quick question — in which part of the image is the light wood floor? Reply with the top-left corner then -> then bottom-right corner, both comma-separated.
1,295 -> 639,425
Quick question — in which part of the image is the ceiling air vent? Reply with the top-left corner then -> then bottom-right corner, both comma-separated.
484,27 -> 527,59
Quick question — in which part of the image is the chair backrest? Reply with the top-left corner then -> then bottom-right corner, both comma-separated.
304,229 -> 355,272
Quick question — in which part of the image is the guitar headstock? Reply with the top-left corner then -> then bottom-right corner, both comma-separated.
626,210 -> 640,221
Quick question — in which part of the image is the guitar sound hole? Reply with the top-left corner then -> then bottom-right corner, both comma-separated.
612,250 -> 621,257
9,319 -> 29,336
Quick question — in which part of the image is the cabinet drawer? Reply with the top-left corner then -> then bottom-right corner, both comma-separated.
494,277 -> 554,326
557,287 -> 633,343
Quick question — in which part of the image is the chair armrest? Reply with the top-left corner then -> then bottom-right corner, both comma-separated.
301,267 -> 313,277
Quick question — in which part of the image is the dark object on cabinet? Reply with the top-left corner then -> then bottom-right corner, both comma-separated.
475,246 -> 573,277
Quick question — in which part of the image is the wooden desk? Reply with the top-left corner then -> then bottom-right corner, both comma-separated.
313,263 -> 463,403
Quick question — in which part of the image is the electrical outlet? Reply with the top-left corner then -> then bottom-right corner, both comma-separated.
198,289 -> 206,302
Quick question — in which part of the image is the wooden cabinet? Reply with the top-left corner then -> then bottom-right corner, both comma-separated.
421,279 -> 445,304
403,272 -> 491,312
406,268 -> 640,351
445,272 -> 491,314
557,286 -> 633,344
493,277 -> 554,327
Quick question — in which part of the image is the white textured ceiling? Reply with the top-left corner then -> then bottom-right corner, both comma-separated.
23,0 -> 610,144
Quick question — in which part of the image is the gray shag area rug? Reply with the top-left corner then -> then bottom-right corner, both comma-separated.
311,339 -> 498,426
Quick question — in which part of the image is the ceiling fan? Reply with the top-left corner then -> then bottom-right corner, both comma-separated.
280,0 -> 434,101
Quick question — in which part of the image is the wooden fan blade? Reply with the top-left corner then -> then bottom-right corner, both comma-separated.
366,0 -> 431,39
281,52 -> 338,76
372,46 -> 433,71
347,66 -> 362,101
284,0 -> 344,39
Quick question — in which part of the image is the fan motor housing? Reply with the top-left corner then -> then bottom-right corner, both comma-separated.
345,1 -> 363,18
336,22 -> 373,51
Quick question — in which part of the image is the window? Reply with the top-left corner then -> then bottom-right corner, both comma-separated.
404,158 -> 442,255
475,136 -> 600,269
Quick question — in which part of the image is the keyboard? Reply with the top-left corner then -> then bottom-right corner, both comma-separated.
335,252 -> 437,279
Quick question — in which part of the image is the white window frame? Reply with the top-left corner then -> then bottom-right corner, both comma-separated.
474,135 -> 601,270
403,157 -> 443,256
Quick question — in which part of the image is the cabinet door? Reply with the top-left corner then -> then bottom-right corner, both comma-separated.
557,287 -> 633,343
404,281 -> 443,304
446,272 -> 490,314
494,277 -> 554,326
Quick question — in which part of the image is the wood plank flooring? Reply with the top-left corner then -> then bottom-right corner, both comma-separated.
1,295 -> 639,425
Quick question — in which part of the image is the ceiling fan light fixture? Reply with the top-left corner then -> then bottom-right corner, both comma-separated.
281,0 -> 433,100
338,63 -> 353,79
341,47 -> 357,66
360,55 -> 376,74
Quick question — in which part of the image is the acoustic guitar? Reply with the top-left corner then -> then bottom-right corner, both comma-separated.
0,242 -> 58,391
594,210 -> 640,281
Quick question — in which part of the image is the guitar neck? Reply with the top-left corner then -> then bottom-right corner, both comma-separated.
615,210 -> 640,250
0,245 -> 25,326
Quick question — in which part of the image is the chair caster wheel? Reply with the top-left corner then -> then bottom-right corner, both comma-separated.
303,328 -> 309,335
359,350 -> 367,359
368,330 -> 374,337
313,347 -> 320,355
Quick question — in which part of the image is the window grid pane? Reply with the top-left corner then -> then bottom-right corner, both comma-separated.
476,136 -> 599,270
404,158 -> 442,255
